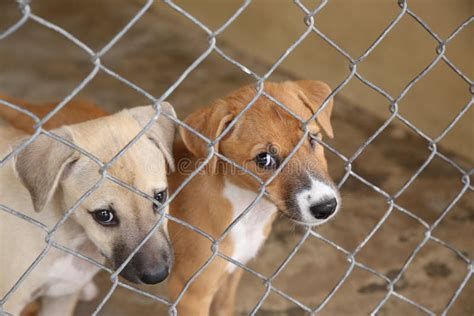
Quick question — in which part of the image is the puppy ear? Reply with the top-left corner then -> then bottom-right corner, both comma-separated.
129,103 -> 177,172
14,129 -> 80,212
180,100 -> 234,173
295,80 -> 334,138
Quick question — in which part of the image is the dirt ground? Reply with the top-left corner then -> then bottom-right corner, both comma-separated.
1,1 -> 472,315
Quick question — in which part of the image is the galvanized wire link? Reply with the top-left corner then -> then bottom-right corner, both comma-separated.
0,0 -> 472,315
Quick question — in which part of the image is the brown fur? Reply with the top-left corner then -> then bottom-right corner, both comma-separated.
3,81 -> 336,316
168,80 -> 336,315
0,95 -> 108,133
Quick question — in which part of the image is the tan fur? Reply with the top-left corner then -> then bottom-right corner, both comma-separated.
0,99 -> 176,316
3,81 -> 337,316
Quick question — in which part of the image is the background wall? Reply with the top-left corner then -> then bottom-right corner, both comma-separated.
165,0 -> 473,160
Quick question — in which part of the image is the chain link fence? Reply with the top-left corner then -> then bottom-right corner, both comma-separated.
0,0 -> 472,315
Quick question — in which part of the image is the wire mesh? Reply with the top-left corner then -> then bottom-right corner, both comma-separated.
0,0 -> 472,315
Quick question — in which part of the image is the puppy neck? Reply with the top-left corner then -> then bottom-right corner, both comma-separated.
223,180 -> 276,219
223,179 -> 277,272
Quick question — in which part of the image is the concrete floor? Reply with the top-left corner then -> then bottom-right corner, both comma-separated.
1,1 -> 473,315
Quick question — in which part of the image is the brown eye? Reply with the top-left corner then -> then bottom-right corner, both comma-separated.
153,189 -> 168,212
92,209 -> 118,226
255,152 -> 278,169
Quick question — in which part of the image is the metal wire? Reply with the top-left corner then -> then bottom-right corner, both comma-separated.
0,0 -> 472,315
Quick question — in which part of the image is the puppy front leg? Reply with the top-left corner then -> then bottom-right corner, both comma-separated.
210,269 -> 244,316
169,258 -> 230,316
169,268 -> 217,316
38,292 -> 80,316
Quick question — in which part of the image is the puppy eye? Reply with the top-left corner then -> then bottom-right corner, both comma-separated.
309,132 -> 322,148
91,209 -> 117,226
255,152 -> 278,169
153,189 -> 168,212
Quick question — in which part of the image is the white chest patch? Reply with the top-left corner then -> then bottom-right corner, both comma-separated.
223,181 -> 277,273
44,237 -> 101,297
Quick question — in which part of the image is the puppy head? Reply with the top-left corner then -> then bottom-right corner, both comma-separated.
15,103 -> 176,284
181,81 -> 340,226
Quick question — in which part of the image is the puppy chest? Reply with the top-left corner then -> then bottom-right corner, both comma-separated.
224,182 -> 277,273
44,242 -> 102,296
44,251 -> 100,297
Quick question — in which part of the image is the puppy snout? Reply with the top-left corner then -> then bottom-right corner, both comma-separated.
139,264 -> 170,284
113,233 -> 173,284
309,198 -> 337,219
118,252 -> 171,285
293,177 -> 339,224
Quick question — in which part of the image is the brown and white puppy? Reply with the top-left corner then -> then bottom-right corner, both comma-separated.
168,80 -> 340,315
0,101 -> 176,316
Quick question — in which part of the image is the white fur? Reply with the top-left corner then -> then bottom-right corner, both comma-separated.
79,282 -> 99,302
223,181 -> 277,273
295,175 -> 339,225
45,238 -> 100,298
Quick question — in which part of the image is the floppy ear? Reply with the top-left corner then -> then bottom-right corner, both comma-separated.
180,100 -> 234,173
295,80 -> 334,138
129,103 -> 177,172
14,129 -> 80,212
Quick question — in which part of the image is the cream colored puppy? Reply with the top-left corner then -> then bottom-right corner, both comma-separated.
0,103 -> 176,316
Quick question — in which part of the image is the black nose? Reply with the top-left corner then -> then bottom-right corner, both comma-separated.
139,265 -> 169,284
309,198 -> 337,219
